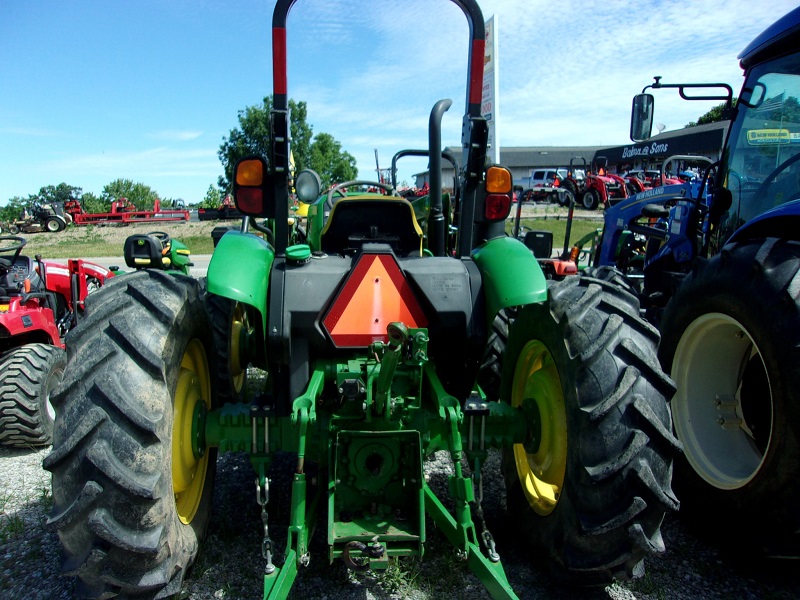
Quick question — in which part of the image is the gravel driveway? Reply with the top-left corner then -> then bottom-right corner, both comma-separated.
2,443 -> 800,600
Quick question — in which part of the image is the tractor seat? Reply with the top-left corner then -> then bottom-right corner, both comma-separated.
320,197 -> 423,257
124,234 -> 168,269
523,230 -> 553,259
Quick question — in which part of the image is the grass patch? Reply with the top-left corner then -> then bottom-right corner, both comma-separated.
0,512 -> 25,543
506,218 -> 602,251
15,224 -> 218,258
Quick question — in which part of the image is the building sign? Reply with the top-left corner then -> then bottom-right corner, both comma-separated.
621,141 -> 670,159
746,128 -> 791,145
482,15 -> 499,163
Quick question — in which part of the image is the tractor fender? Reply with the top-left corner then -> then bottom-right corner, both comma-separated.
471,236 -> 548,325
206,231 -> 274,335
0,297 -> 62,346
726,199 -> 800,245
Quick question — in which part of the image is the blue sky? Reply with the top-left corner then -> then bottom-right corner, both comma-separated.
1,0 -> 796,205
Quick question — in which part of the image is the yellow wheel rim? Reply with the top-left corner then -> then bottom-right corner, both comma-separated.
230,303 -> 248,395
172,338 -> 211,524
511,340 -> 567,516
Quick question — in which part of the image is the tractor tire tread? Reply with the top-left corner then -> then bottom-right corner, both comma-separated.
0,343 -> 65,447
502,275 -> 677,584
44,270 -> 214,599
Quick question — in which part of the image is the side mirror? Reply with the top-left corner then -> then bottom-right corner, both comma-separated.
630,93 -> 654,142
295,169 -> 322,204
233,156 -> 273,217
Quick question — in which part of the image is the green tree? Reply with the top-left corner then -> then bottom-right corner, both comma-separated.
309,132 -> 358,189
102,179 -> 160,210
685,99 -> 737,127
200,184 -> 223,209
79,192 -> 106,214
36,183 -> 82,205
0,197 -> 27,223
218,97 -> 313,192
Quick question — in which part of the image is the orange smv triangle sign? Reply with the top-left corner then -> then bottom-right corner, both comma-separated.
324,253 -> 427,347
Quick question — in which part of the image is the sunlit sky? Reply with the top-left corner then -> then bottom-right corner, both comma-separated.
1,0 -> 795,204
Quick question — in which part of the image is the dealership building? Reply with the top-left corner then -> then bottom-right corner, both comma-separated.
422,121 -> 729,189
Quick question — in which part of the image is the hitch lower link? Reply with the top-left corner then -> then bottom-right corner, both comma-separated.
258,324 -> 518,600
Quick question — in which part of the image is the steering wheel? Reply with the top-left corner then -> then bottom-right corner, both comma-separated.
751,151 -> 800,206
147,231 -> 171,250
0,236 -> 26,270
324,180 -> 396,212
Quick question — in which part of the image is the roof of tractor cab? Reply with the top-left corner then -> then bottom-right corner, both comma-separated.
739,6 -> 800,69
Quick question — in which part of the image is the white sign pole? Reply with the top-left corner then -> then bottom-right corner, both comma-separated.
482,15 -> 500,164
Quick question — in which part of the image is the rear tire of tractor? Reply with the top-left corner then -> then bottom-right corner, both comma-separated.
659,238 -> 800,549
0,344 -> 66,447
581,189 -> 599,210
44,271 -> 217,599
501,275 -> 679,584
205,292 -> 249,403
582,265 -> 641,299
477,308 -> 515,402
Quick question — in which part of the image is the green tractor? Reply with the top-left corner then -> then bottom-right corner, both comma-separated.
45,1 -> 679,598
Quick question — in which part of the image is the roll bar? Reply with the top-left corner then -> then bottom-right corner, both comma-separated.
269,0 -> 488,255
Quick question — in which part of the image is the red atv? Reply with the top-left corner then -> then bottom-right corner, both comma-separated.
0,235 -> 114,447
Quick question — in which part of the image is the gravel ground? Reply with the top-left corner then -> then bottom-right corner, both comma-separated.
2,442 -> 800,600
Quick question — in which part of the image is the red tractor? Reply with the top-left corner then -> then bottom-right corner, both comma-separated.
0,235 -> 115,447
559,156 -> 629,210
624,167 -> 683,195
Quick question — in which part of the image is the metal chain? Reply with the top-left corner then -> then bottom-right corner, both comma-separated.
256,477 -> 275,574
472,462 -> 500,563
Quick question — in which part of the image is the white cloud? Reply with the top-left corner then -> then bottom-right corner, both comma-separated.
147,130 -> 204,142
46,147 -> 218,177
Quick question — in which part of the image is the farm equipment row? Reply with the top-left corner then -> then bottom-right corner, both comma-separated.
64,197 -> 190,225
12,2 -> 795,598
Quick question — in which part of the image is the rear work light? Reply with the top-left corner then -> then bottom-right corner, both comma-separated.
484,166 -> 513,222
323,253 -> 427,348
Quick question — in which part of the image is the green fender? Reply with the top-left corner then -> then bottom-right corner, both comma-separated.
471,236 -> 548,325
206,231 -> 274,334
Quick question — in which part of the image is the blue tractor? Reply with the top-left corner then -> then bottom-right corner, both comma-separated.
580,7 -> 800,552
